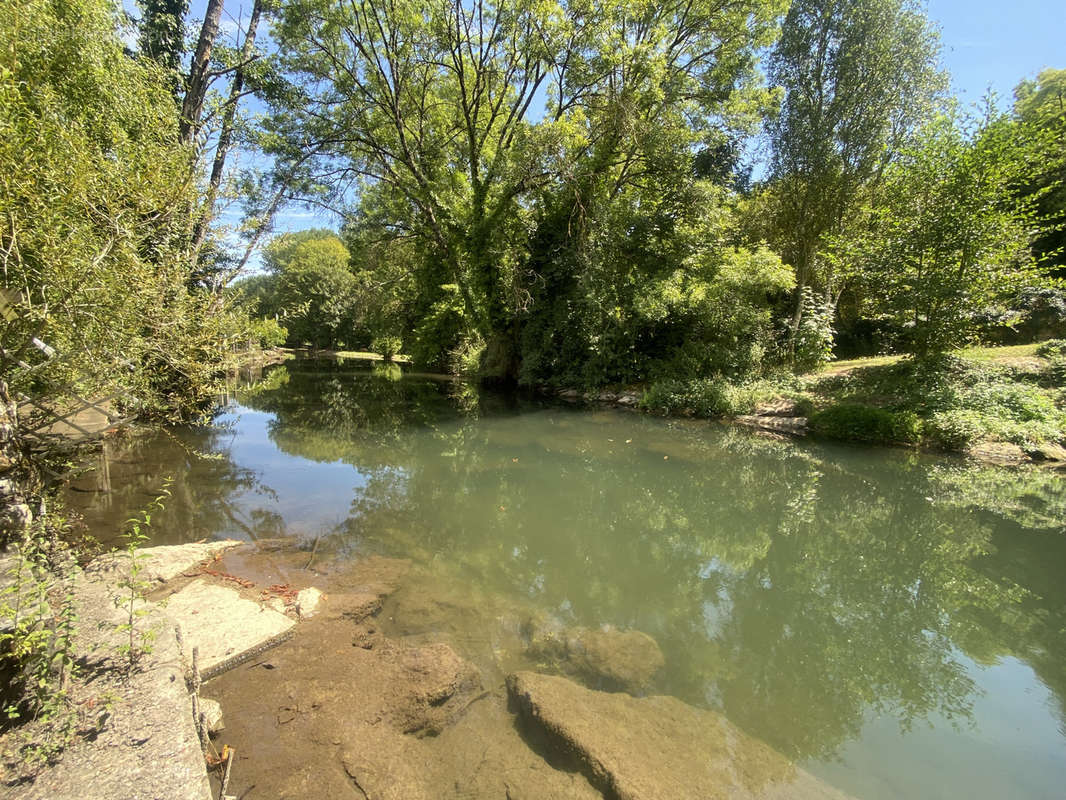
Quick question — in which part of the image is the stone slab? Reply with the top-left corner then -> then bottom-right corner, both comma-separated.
2,572 -> 211,800
88,540 -> 243,584
166,579 -> 295,680
507,671 -> 851,800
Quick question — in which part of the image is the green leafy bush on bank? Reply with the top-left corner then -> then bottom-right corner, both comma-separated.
809,405 -> 922,444
641,350 -> 1066,452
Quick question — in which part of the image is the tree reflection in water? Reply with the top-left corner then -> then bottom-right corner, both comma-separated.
75,359 -> 1066,766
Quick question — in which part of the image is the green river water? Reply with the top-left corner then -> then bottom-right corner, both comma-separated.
67,358 -> 1066,799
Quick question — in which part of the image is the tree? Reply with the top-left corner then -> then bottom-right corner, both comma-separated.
765,0 -> 944,346
851,107 -> 1050,357
1013,68 -> 1066,273
138,0 -> 189,94
264,0 -> 784,380
264,231 -> 359,349
0,0 -> 252,418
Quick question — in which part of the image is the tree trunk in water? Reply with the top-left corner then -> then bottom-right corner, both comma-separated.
179,0 -> 225,145
479,329 -> 520,386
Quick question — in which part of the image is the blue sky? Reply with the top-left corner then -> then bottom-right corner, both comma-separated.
927,0 -> 1064,103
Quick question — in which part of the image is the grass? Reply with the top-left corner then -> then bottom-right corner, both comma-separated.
819,342 -> 1042,375
329,350 -> 413,363
641,342 -> 1066,455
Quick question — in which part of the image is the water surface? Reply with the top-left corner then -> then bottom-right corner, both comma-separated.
67,359 -> 1066,799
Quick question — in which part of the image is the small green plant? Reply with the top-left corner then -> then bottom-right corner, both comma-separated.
371,334 -> 403,362
0,514 -> 81,770
792,287 -> 837,372
114,481 -> 171,676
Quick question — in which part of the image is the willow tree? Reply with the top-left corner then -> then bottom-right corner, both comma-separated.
264,0 -> 784,380
766,0 -> 944,347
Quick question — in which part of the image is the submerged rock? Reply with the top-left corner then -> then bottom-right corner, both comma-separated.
524,615 -> 664,692
507,671 -> 852,800
398,642 -> 483,734
296,586 -> 324,618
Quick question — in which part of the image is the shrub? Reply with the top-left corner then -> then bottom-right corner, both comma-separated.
371,335 -> 402,362
809,404 -> 922,444
1035,339 -> 1066,359
924,409 -> 987,450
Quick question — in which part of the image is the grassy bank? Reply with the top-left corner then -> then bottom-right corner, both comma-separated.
641,341 -> 1066,458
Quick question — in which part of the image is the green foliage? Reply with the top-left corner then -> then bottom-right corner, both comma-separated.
809,404 -> 922,445
0,517 -> 81,770
0,0 -> 254,420
265,0 -> 786,382
249,317 -> 288,349
805,356 -> 1066,450
370,335 -> 402,363
641,376 -> 796,418
792,287 -> 837,372
1036,339 -> 1066,359
114,482 -> 171,675
264,231 -> 358,348
765,0 -> 945,338
849,107 -> 1053,357
1013,68 -> 1066,272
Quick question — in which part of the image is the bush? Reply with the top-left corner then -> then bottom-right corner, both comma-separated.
809,404 -> 922,444
1035,339 -> 1066,359
923,409 -> 987,449
371,335 -> 402,362
250,318 -> 288,348
641,377 -> 798,418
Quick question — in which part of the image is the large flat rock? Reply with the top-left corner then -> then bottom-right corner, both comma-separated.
166,579 -> 295,680
507,671 -> 851,800
88,540 -> 243,584
2,573 -> 211,800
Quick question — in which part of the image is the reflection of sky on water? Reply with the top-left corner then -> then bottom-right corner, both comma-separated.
815,656 -> 1066,800
213,407 -> 369,540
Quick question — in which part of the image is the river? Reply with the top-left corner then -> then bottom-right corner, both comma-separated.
66,357 -> 1066,799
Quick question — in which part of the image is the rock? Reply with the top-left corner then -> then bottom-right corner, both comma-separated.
616,392 -> 640,407
1028,441 -> 1066,462
166,579 -> 296,680
341,730 -> 430,800
967,441 -> 1028,465
398,642 -> 482,734
735,415 -> 808,436
507,671 -> 852,800
559,389 -> 581,400
88,540 -> 243,584
9,569 -> 213,800
200,697 -> 225,734
568,628 -> 665,692
295,587 -> 323,618
754,398 -> 800,417
524,617 -> 665,692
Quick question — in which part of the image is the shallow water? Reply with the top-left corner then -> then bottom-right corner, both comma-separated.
68,358 -> 1066,799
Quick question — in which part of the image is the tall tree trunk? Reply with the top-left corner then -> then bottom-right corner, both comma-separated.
179,0 -> 225,145
191,0 -> 264,264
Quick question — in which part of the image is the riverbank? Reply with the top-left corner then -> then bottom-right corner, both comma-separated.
551,341 -> 1066,466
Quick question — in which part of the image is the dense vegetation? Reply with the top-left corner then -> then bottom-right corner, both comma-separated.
224,0 -> 1063,390
0,0 -> 1061,424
